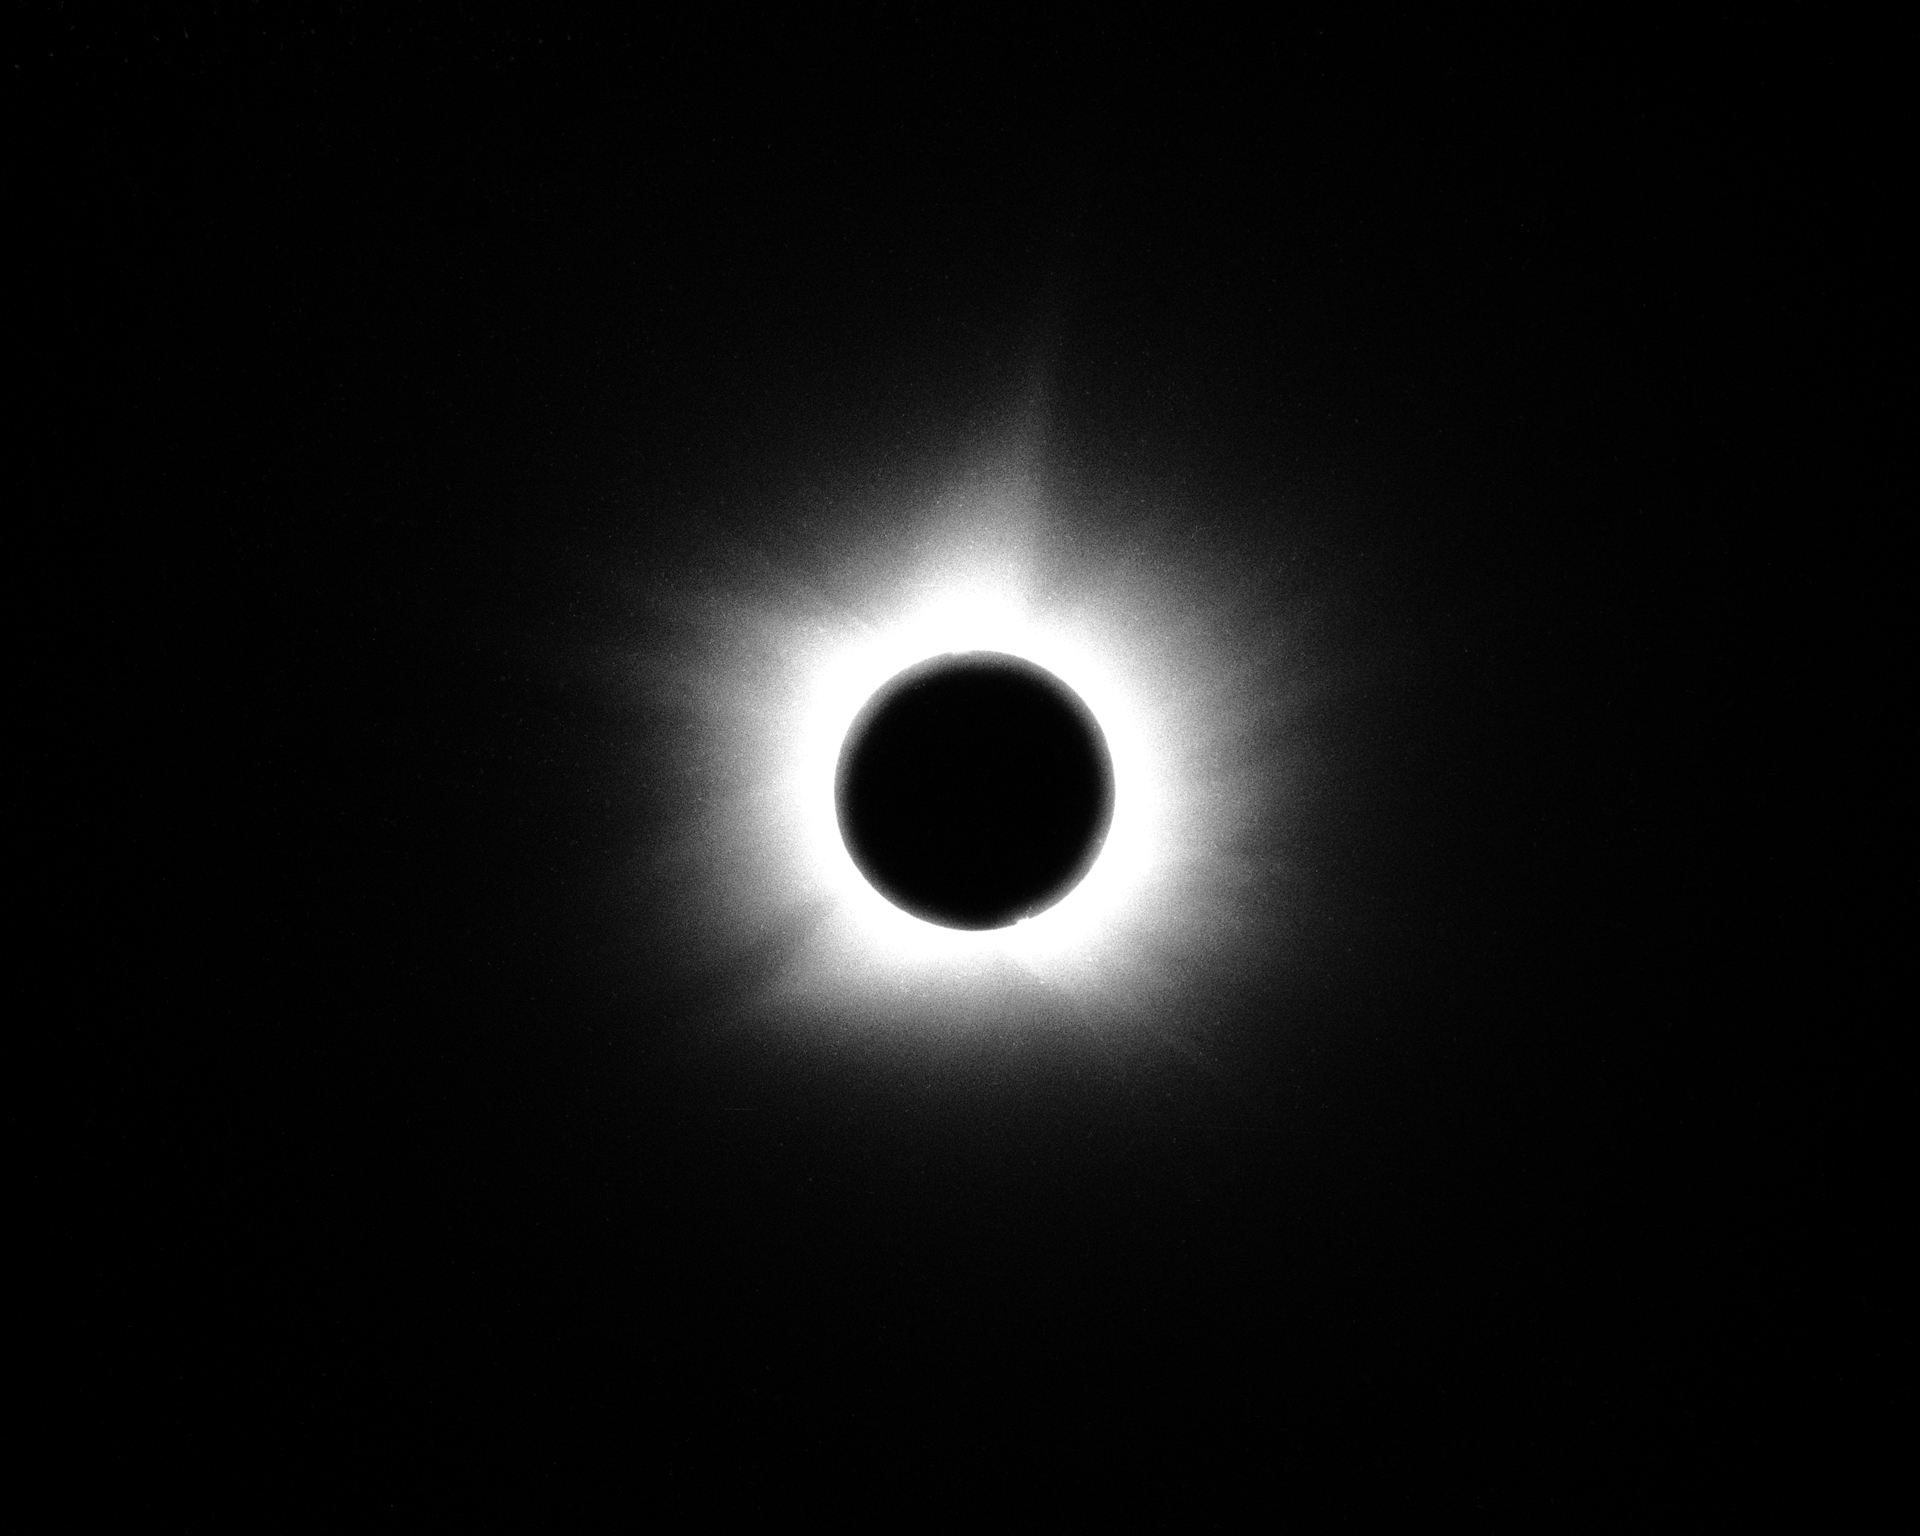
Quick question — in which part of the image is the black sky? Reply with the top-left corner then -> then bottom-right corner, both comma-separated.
38,12 -> 1800,1522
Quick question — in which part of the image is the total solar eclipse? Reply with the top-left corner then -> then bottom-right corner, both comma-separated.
835,651 -> 1116,930
630,481 -> 1295,1028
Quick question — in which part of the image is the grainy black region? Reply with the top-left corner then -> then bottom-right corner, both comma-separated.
30,12 -> 1807,1525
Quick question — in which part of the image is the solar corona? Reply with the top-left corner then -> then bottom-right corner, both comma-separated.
637,466 -> 1301,1037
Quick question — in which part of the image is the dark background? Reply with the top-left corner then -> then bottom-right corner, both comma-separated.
34,11 -> 1801,1521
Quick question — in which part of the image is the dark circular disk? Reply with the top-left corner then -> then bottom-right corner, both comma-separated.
834,651 -> 1116,930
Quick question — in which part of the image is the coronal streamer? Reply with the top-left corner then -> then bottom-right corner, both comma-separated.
632,459 -> 1307,1035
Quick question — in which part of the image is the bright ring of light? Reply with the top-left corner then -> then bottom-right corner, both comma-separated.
635,464 -> 1300,1035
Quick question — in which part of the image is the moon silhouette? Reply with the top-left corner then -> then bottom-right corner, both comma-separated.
835,651 -> 1116,930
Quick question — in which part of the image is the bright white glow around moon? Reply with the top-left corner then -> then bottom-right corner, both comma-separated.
629,461 -> 1310,1036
